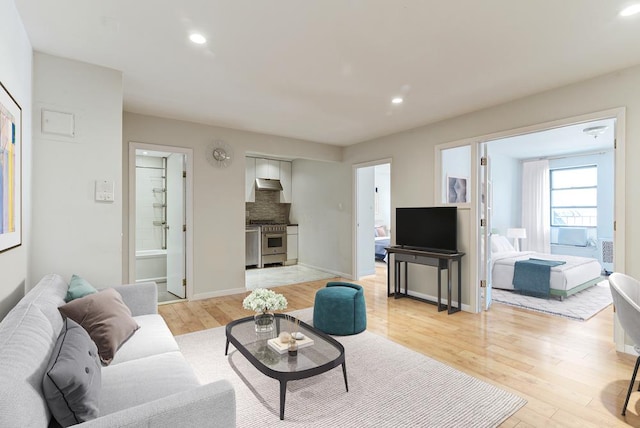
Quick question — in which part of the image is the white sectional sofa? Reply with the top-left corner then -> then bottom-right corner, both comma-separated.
0,274 -> 236,427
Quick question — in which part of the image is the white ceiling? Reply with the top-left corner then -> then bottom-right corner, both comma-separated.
488,118 -> 615,159
14,1 -> 640,146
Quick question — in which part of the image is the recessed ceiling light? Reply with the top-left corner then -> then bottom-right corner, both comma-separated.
189,33 -> 206,44
391,97 -> 403,105
620,4 -> 640,17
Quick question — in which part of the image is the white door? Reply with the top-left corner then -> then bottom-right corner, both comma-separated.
356,166 -> 375,278
166,153 -> 186,298
479,143 -> 493,310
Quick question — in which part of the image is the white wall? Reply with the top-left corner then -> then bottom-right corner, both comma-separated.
489,152 -> 521,234
0,0 -> 32,320
30,53 -> 123,287
289,159 -> 352,277
344,63 -> 640,306
122,112 -> 342,299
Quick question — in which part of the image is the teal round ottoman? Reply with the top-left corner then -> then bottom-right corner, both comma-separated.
313,282 -> 366,335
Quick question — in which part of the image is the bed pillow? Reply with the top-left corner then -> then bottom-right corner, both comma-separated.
58,288 -> 140,365
65,274 -> 98,302
491,235 -> 516,253
375,226 -> 387,237
43,318 -> 101,427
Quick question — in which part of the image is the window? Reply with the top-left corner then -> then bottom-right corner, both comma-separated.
550,166 -> 597,227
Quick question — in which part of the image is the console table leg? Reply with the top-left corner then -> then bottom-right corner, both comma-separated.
225,338 -> 229,356
447,260 -> 452,313
437,265 -> 442,311
404,261 -> 408,296
457,258 -> 462,312
394,260 -> 399,297
279,379 -> 287,420
387,256 -> 391,296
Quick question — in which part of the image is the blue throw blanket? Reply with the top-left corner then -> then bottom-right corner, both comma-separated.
513,258 -> 566,298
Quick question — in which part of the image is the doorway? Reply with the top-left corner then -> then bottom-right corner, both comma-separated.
477,115 -> 619,309
128,142 -> 193,304
354,160 -> 391,280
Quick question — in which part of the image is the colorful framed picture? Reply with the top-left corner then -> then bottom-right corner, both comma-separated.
0,82 -> 22,253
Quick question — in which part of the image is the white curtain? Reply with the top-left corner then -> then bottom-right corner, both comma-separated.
521,159 -> 550,253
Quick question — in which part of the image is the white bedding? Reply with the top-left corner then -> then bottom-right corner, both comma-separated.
492,251 -> 602,292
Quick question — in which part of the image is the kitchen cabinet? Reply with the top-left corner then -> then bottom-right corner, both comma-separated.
285,225 -> 298,265
250,157 -> 292,204
245,157 -> 256,202
255,158 -> 280,179
279,160 -> 292,203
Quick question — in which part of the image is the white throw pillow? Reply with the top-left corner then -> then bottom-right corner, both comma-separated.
491,235 -> 516,253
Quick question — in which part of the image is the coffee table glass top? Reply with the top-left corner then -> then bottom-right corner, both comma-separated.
226,313 -> 348,420
226,314 -> 343,374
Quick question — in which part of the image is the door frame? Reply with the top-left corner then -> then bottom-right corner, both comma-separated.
128,142 -> 194,300
436,107 -> 626,347
352,158 -> 392,280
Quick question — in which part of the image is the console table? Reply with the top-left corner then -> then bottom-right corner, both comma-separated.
385,246 -> 465,314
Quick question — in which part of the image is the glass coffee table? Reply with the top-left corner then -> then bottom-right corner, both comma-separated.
225,314 -> 348,420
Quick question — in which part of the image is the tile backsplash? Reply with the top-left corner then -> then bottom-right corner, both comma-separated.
246,191 -> 290,224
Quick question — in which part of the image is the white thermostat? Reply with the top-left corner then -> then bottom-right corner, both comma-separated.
95,180 -> 115,202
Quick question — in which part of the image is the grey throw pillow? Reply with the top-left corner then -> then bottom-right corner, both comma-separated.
43,318 -> 101,427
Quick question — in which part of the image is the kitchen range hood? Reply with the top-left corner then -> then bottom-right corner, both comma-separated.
255,178 -> 283,191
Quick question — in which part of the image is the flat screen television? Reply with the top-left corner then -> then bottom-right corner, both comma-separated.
395,207 -> 458,253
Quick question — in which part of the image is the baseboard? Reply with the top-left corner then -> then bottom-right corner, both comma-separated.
625,344 -> 639,356
136,276 -> 166,284
190,286 -> 247,301
298,262 -> 351,280
405,289 -> 471,312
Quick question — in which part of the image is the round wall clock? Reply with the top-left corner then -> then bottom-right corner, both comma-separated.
207,140 -> 233,168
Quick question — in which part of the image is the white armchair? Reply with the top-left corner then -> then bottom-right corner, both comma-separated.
609,272 -> 640,416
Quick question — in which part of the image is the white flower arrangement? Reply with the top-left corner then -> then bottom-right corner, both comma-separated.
242,288 -> 288,313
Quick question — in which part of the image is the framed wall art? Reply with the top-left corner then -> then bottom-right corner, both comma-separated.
447,175 -> 468,204
0,82 -> 22,252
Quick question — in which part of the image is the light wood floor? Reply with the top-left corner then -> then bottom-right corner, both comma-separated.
159,266 -> 638,427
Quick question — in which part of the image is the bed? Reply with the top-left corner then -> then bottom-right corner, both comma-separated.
375,237 -> 390,261
491,235 -> 603,299
374,226 -> 390,261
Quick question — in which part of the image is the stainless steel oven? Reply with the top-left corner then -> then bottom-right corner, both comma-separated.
260,224 -> 287,266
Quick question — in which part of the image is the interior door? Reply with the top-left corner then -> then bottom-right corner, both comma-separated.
356,166 -> 375,278
166,153 -> 186,298
480,143 -> 493,310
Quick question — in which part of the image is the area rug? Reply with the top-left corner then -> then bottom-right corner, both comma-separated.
492,279 -> 612,321
176,308 -> 526,427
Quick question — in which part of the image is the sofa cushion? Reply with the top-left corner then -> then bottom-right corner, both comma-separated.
110,314 -> 180,365
43,318 -> 101,427
100,351 -> 200,416
65,274 -> 98,302
0,304 -> 59,428
58,288 -> 140,365
19,273 -> 68,335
